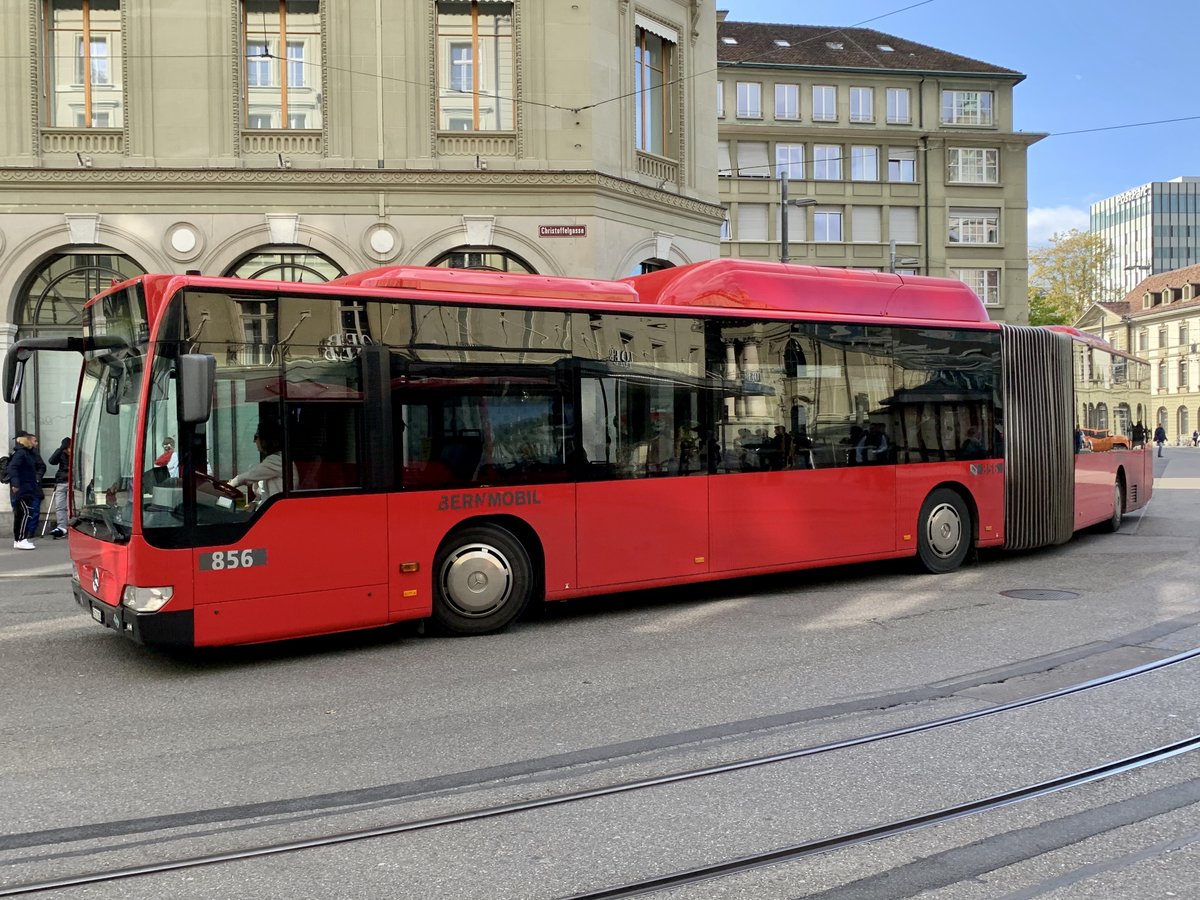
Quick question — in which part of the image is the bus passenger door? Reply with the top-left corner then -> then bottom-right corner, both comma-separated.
573,373 -> 710,589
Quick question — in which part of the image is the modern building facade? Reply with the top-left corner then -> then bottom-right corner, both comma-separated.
1090,177 -> 1200,299
0,0 -> 722,446
1076,263 -> 1200,441
714,16 -> 1042,323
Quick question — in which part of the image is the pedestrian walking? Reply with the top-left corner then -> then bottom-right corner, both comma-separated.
1154,424 -> 1167,457
47,436 -> 71,539
8,433 -> 39,550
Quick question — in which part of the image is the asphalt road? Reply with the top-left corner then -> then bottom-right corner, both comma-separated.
2,449 -> 1199,898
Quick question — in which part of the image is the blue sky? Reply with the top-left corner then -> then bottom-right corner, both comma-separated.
720,0 -> 1200,245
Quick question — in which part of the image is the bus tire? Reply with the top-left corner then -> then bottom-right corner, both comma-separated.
1104,478 -> 1124,532
916,488 -> 972,574
432,525 -> 533,635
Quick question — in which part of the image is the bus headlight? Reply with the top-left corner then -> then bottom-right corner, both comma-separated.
122,585 -> 174,613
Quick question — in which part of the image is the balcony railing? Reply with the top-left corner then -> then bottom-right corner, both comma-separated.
637,151 -> 678,185
40,129 -> 123,154
436,133 -> 517,157
241,131 -> 323,155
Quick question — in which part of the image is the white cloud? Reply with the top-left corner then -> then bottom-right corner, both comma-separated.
1028,206 -> 1090,247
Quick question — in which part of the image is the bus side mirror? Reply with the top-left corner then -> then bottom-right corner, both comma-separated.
179,354 -> 216,424
103,364 -> 126,415
3,346 -> 35,404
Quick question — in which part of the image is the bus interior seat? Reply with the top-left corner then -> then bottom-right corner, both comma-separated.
294,458 -> 360,490
438,435 -> 483,481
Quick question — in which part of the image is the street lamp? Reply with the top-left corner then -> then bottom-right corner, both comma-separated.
1123,263 -> 1152,295
778,171 -> 817,264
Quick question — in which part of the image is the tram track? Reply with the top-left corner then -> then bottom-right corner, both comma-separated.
560,735 -> 1200,900
6,607 -> 1200,861
3,643 -> 1200,897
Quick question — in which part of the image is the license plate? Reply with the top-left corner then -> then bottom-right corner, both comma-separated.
91,606 -> 103,624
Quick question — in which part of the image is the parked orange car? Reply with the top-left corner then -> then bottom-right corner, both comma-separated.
1081,427 -> 1130,452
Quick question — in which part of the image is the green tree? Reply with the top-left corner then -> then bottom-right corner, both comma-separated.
1029,229 -> 1115,322
1027,289 -> 1069,326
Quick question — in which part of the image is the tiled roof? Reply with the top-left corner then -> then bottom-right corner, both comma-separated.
1124,263 -> 1200,319
716,21 -> 1023,78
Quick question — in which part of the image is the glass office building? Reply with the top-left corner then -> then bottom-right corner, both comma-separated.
1092,177 -> 1200,297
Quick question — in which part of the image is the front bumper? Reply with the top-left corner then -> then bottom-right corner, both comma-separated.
73,585 -> 195,648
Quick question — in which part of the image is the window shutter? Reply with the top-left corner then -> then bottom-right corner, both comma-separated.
890,207 -> 918,243
783,205 -> 807,241
738,204 -> 768,241
718,141 -> 732,176
736,142 -> 771,178
852,207 -> 881,243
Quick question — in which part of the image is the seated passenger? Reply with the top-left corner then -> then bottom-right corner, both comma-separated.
855,422 -> 890,464
154,436 -> 179,478
957,426 -> 987,460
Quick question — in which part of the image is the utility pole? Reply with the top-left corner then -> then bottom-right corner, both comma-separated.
778,171 -> 815,264
780,172 -> 791,264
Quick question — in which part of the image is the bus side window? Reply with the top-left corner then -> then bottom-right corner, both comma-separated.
288,403 -> 362,491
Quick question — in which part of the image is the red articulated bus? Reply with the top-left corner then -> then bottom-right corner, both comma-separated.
3,259 -> 1152,649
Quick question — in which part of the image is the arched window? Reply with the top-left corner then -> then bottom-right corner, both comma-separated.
428,247 -> 535,273
17,252 -> 145,329
634,258 -> 674,275
1178,405 -> 1189,439
15,252 -> 146,444
1095,402 -> 1108,431
783,339 -> 807,377
1157,406 -> 1168,429
224,247 -> 346,282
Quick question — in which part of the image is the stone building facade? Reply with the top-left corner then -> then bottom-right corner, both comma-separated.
0,0 -> 722,446
1077,263 -> 1200,442
714,16 -> 1042,323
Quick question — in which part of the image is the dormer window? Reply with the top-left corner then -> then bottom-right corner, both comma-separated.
1143,292 -> 1153,309
1184,284 -> 1195,300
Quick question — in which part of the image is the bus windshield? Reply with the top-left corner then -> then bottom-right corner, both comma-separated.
72,285 -> 151,542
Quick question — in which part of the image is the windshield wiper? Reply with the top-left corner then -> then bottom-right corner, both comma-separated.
74,506 -> 131,543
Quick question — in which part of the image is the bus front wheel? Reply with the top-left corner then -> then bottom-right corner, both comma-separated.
916,488 -> 972,574
1104,478 -> 1125,532
433,525 -> 533,635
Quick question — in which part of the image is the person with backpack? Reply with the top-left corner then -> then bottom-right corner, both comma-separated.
47,436 -> 71,539
8,433 -> 39,550
1154,424 -> 1167,457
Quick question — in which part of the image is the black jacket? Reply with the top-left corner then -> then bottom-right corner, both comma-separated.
7,446 -> 39,500
30,447 -> 46,484
48,440 -> 71,484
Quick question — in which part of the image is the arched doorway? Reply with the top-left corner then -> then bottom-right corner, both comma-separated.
15,251 -> 146,443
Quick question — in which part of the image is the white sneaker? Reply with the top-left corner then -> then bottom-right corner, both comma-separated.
13,539 -> 35,550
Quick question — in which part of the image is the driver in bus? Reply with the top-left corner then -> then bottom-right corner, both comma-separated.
228,424 -> 294,509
